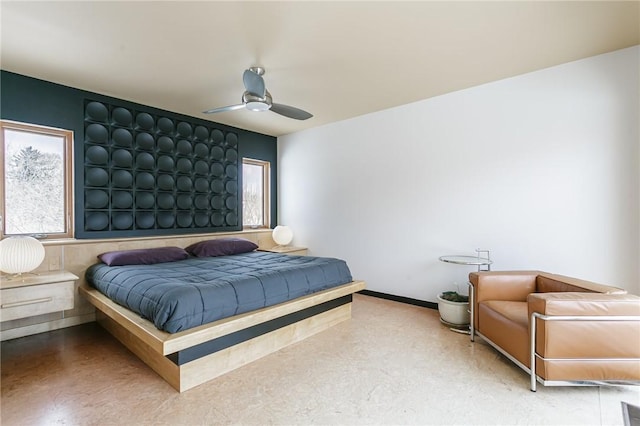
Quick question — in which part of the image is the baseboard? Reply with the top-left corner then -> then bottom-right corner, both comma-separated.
358,290 -> 437,310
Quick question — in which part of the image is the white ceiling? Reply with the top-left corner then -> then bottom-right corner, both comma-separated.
1,1 -> 638,137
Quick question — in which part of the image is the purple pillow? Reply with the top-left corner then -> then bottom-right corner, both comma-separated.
99,246 -> 189,266
186,238 -> 258,258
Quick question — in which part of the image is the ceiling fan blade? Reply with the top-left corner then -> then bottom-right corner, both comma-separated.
270,103 -> 313,120
243,69 -> 266,97
202,104 -> 245,114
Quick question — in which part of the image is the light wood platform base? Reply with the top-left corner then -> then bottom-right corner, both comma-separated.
81,281 -> 365,392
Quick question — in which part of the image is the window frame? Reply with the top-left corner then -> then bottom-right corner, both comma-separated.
242,157 -> 271,229
0,120 -> 75,239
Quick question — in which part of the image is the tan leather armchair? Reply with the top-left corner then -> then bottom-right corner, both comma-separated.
469,271 -> 640,391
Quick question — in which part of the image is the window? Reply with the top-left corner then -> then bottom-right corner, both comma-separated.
242,158 -> 270,228
1,121 -> 74,238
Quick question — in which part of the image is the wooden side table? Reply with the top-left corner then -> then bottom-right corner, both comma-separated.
259,246 -> 308,256
0,271 -> 78,322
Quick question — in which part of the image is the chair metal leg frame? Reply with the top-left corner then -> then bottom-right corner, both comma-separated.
468,281 -> 474,342
475,329 -> 532,373
530,313 -> 640,392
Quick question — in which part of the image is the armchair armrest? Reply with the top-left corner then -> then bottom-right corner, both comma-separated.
528,292 -> 640,317
527,292 -> 640,391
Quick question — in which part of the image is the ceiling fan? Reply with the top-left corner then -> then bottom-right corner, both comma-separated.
203,67 -> 313,120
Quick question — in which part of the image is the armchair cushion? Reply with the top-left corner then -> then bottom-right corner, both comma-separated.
470,271 -> 537,330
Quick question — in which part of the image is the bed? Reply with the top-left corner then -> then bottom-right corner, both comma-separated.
80,245 -> 365,392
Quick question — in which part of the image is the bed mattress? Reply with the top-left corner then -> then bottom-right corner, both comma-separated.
85,251 -> 353,333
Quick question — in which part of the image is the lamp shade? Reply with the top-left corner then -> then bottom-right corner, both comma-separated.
272,226 -> 293,246
0,236 -> 45,274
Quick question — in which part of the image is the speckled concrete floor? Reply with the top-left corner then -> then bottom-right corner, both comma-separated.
1,294 -> 638,425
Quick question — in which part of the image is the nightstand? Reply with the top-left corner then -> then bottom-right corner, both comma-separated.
0,271 -> 78,322
259,246 -> 308,256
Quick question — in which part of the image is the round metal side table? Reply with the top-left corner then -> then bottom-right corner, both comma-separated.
438,249 -> 492,271
438,249 -> 492,335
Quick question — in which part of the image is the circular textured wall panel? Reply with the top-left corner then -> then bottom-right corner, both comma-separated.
136,112 -> 154,130
157,193 -> 175,210
85,145 -> 109,165
225,148 -> 238,163
194,178 -> 209,192
226,133 -> 238,147
210,146 -> 224,161
157,136 -> 174,152
157,174 -> 174,191
210,195 -> 224,210
211,212 -> 224,226
85,167 -> 109,187
177,122 -> 192,138
157,212 -> 175,229
112,170 -> 133,188
136,152 -> 155,170
194,143 -> 209,159
86,102 -> 109,122
210,179 -> 224,194
135,212 -> 155,229
85,190 -> 109,209
112,107 -> 133,127
112,212 -> 134,230
225,164 -> 238,178
177,140 -> 192,155
176,176 -> 192,191
225,196 -> 237,210
157,117 -> 174,134
177,212 -> 192,228
177,194 -> 192,209
211,129 -> 224,143
158,155 -> 174,172
225,212 -> 238,226
135,192 -> 155,209
194,178 -> 209,193
112,149 -> 133,167
194,195 -> 208,210
136,132 -> 155,150
225,181 -> 237,194
112,191 -> 133,209
194,213 -> 209,227
86,212 -> 109,231
194,126 -> 209,141
86,123 -> 109,144
210,163 -> 224,177
112,128 -> 133,147
194,160 -> 208,176
135,172 -> 155,189
177,158 -> 193,173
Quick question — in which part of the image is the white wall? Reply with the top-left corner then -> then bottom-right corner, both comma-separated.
278,46 -> 640,299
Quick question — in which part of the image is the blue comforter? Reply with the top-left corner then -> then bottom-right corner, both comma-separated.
85,251 -> 353,333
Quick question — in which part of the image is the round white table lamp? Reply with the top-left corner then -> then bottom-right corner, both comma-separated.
272,226 -> 293,246
0,236 -> 46,275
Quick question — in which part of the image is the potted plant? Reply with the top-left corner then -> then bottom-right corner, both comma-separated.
437,290 -> 470,326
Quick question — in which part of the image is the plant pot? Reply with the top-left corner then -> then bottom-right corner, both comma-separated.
437,294 -> 470,326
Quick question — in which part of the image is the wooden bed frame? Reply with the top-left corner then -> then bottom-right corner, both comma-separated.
79,280 -> 365,392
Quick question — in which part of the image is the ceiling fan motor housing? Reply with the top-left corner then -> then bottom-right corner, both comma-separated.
243,91 -> 272,112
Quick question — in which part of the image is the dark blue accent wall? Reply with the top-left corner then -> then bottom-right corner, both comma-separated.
0,70 -> 278,237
